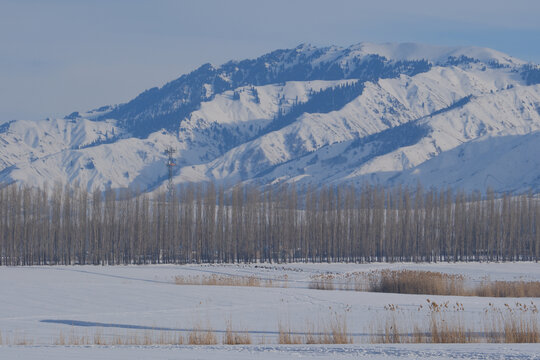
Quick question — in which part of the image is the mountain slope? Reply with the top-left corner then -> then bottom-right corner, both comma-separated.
1,42 -> 540,193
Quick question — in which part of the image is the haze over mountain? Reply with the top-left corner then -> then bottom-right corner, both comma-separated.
1,42 -> 540,193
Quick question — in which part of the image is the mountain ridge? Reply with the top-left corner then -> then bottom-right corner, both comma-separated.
1,42 -> 540,193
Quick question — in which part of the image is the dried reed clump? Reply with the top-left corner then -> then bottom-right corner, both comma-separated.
0,332 -> 33,346
67,330 -> 91,345
308,274 -> 336,290
93,329 -> 106,345
223,321 -> 251,345
376,304 -> 403,344
54,330 -> 91,345
54,331 -> 66,345
375,300 -> 475,343
187,324 -> 218,345
130,330 -> 183,345
13,332 -> 33,346
476,281 -> 540,298
321,269 -> 540,298
485,302 -> 540,343
427,299 -> 475,343
52,329 -> 186,346
277,322 -> 303,344
376,300 -> 540,344
320,315 -> 353,344
176,270 -> 540,298
369,270 -> 467,296
279,313 -> 353,345
150,331 -> 184,345
174,274 -> 275,288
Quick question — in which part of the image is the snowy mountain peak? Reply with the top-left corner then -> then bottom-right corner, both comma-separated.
348,42 -> 525,66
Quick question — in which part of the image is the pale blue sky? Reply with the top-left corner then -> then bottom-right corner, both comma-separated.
1,0 -> 540,122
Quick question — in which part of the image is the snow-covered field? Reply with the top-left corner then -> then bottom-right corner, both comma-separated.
1,263 -> 539,359
2,344 -> 540,360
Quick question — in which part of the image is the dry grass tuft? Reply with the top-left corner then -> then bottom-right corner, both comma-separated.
323,315 -> 353,344
376,300 -> 539,343
309,269 -> 540,298
187,324 -> 218,345
486,302 -> 540,343
277,322 -> 303,344
369,270 -> 467,296
67,329 -> 91,345
477,281 -> 540,298
223,321 -> 251,345
0,332 -> 34,346
375,300 -> 475,343
279,313 -> 353,345
174,274 -> 276,288
93,329 -> 106,345
152,331 -> 184,345
54,330 -> 66,345
13,332 -> 33,346
52,329 -> 185,346
377,304 -> 402,343
308,274 -> 336,290
427,299 -> 475,343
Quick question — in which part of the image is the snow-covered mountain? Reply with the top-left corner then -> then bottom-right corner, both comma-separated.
2,42 -> 540,193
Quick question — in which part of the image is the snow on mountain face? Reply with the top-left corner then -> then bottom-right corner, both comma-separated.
351,42 -> 526,67
1,42 -> 540,193
0,118 -> 121,172
176,80 -> 357,165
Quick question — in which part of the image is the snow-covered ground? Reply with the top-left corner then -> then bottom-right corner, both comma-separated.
2,344 -> 540,360
1,263 -> 539,359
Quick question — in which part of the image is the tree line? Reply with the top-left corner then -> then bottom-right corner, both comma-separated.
0,182 -> 539,265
